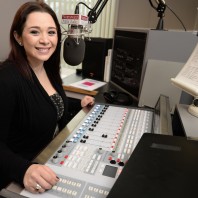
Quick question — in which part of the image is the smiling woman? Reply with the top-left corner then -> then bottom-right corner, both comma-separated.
13,11 -> 59,96
14,12 -> 58,70
0,1 -> 94,193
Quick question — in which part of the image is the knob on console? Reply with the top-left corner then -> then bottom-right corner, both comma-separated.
57,150 -> 63,158
118,161 -> 125,166
111,151 -> 116,157
52,155 -> 58,164
98,147 -> 104,154
62,144 -> 67,152
65,140 -> 72,147
110,159 -> 116,164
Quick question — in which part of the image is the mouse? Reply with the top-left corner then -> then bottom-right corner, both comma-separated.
115,92 -> 133,106
103,91 -> 133,106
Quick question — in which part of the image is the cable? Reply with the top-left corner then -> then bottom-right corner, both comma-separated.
75,2 -> 93,14
166,4 -> 187,31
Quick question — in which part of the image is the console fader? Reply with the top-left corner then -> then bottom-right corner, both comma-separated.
21,104 -> 153,198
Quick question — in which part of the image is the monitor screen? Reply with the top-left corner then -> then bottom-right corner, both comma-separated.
110,29 -> 147,101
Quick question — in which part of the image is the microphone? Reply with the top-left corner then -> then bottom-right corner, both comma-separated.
61,1 -> 109,66
63,36 -> 85,66
62,14 -> 89,66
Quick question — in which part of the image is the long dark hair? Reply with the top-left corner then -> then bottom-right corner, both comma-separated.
8,1 -> 62,85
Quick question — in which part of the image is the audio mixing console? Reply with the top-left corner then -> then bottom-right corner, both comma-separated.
21,104 -> 153,198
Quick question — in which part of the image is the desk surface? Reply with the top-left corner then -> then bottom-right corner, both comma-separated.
176,104 -> 198,140
62,73 -> 138,106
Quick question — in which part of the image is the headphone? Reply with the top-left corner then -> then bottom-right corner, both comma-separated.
103,91 -> 133,106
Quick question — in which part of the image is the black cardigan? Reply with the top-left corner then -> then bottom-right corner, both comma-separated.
0,61 -> 73,189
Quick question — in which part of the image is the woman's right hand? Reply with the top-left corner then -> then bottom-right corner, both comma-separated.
23,164 -> 59,193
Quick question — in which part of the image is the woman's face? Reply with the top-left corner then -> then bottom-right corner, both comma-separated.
17,12 -> 58,67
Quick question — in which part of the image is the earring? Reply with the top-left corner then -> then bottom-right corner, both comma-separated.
18,41 -> 22,46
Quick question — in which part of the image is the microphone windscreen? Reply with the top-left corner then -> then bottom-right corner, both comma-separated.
63,37 -> 85,66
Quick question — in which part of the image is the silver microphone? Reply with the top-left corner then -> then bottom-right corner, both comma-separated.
62,14 -> 92,66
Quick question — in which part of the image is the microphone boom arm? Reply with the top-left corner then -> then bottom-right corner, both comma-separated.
88,0 -> 109,24
149,0 -> 157,10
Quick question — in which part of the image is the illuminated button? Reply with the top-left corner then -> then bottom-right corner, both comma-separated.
104,191 -> 109,195
68,162 -> 73,168
97,155 -> 101,161
72,163 -> 77,169
92,154 -> 96,159
67,180 -> 72,185
63,161 -> 69,167
67,190 -> 72,195
72,191 -> 77,196
112,143 -> 115,147
99,189 -> 104,194
108,156 -> 112,161
57,186 -> 62,191
52,185 -> 57,190
62,188 -> 67,193
89,186 -> 93,191
94,188 -> 99,192
73,138 -> 78,143
60,161 -> 64,165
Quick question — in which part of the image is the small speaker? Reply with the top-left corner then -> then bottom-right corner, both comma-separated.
82,37 -> 113,80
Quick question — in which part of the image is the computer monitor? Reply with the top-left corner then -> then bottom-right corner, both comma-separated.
110,28 -> 198,103
110,28 -> 147,101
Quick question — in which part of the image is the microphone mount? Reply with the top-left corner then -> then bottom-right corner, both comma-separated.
61,0 -> 109,66
74,0 -> 108,24
62,0 -> 109,43
87,0 -> 109,24
149,0 -> 166,30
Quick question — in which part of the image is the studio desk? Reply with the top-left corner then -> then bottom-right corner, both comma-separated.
1,72 -> 197,198
1,101 -> 198,198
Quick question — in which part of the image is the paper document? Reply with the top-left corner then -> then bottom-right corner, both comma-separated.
60,67 -> 76,79
70,78 -> 106,91
171,43 -> 198,96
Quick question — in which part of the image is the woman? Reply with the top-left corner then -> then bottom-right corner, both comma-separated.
0,1 -> 94,193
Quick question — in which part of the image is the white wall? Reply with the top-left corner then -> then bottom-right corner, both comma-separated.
116,0 -> 198,31
1,0 -> 198,61
0,0 -> 30,61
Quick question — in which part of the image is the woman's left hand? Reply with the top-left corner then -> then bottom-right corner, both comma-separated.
81,96 -> 95,107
